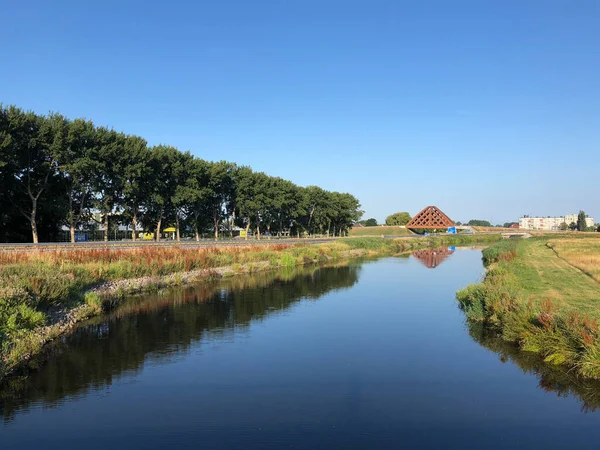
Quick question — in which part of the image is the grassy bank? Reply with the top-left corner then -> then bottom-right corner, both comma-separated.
457,236 -> 600,378
349,226 -> 411,237
0,234 -> 500,380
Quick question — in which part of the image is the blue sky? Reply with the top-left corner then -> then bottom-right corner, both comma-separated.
1,0 -> 598,224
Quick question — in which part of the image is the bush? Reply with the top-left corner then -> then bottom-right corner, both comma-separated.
456,284 -> 487,321
482,239 -> 519,266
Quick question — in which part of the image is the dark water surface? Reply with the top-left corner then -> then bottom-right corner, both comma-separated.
2,251 -> 600,449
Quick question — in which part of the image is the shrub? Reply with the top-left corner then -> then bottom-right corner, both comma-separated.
482,239 -> 519,266
456,284 -> 487,321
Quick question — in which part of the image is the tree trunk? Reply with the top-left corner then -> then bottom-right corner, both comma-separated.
132,212 -> 138,241
230,210 -> 235,238
104,213 -> 109,242
214,218 -> 219,240
245,222 -> 250,240
256,223 -> 260,240
176,214 -> 181,242
30,205 -> 39,244
156,218 -> 162,242
195,224 -> 200,242
267,224 -> 271,240
70,224 -> 76,243
332,226 -> 336,237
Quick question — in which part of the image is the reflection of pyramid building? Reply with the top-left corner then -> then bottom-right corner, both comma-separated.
412,248 -> 455,269
406,206 -> 454,230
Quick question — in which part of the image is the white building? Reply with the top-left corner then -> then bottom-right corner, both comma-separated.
519,215 -> 595,231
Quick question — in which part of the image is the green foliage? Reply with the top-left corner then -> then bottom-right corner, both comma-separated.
577,210 -> 587,232
0,287 -> 46,346
481,239 -> 519,266
385,212 -> 411,226
456,284 -> 487,321
84,292 -> 103,313
468,219 -> 492,227
359,218 -> 378,227
0,104 -> 363,243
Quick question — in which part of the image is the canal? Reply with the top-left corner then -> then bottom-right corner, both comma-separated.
2,250 -> 600,449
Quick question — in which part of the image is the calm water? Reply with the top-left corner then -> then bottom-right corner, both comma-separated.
2,250 -> 600,449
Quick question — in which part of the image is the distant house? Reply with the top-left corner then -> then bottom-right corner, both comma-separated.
509,223 -> 519,229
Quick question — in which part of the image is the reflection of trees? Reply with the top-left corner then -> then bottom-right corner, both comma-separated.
0,263 -> 360,421
468,321 -> 600,412
411,247 -> 454,269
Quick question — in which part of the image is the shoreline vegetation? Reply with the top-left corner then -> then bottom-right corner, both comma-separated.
457,235 -> 600,379
0,235 -> 499,381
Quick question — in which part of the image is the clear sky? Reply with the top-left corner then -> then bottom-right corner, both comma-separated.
1,0 -> 598,224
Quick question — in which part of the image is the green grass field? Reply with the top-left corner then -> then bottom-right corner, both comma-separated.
457,235 -> 600,378
349,226 -> 411,237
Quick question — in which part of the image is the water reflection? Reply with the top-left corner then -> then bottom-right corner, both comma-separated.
467,321 -> 600,412
0,263 -> 361,421
411,247 -> 455,269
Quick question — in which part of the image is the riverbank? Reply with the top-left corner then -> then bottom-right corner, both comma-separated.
349,225 -> 411,237
457,235 -> 600,379
0,235 -> 499,380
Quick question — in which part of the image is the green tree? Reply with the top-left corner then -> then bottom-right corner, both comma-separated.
360,218 -> 378,227
118,135 -> 151,241
558,222 -> 568,231
206,161 -> 235,240
302,186 -> 328,235
577,211 -> 587,232
331,192 -> 362,236
60,118 -> 98,242
385,212 -> 411,226
171,151 -> 195,241
235,166 -> 260,240
180,157 -> 211,241
4,107 -> 65,243
92,128 -> 126,241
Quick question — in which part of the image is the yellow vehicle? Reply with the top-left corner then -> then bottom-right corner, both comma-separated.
140,232 -> 155,240
163,227 -> 176,240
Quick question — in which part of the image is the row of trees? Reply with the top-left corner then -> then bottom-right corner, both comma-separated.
0,105 -> 363,243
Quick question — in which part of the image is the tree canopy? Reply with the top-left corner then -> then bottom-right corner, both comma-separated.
0,105 -> 363,243
467,219 -> 492,227
359,218 -> 378,227
385,212 -> 411,226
